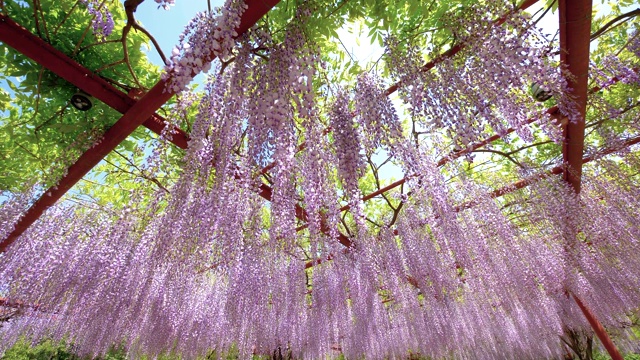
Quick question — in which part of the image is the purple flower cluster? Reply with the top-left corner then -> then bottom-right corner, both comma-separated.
4,157 -> 640,358
592,55 -> 640,89
629,30 -> 640,59
163,0 -> 247,93
354,74 -> 403,151
330,90 -> 365,204
2,1 -> 640,359
154,0 -> 175,10
386,2 -> 571,149
81,0 -> 114,40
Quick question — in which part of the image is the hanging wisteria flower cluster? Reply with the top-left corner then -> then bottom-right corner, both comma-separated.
330,90 -> 364,205
386,2 -> 573,149
162,0 -> 247,93
354,74 -> 403,152
154,0 -> 175,10
81,0 -> 114,40
2,1 -> 640,359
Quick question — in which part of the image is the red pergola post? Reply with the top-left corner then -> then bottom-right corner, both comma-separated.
559,0 -> 591,194
558,0 -> 622,358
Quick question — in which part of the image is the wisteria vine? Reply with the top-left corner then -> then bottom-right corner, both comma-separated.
2,1 -> 640,359
81,0 -> 114,40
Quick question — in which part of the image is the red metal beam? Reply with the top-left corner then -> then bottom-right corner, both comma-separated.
0,297 -> 42,311
456,134 -> 640,212
256,183 -> 352,247
572,293 -> 623,360
0,14 -> 189,149
0,0 -> 281,253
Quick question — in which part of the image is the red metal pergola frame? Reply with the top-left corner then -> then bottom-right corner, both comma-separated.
0,14 -> 189,148
0,0 -> 281,252
0,0 -> 634,356
0,0 -> 541,251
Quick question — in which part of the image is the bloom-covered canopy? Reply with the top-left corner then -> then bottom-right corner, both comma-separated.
1,0 -> 640,358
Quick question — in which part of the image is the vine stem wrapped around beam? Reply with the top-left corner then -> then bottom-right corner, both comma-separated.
0,0 -> 282,253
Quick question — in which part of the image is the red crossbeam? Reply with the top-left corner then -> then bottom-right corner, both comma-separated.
0,0 -> 282,253
457,134 -> 640,212
0,14 -> 189,149
0,297 -> 43,312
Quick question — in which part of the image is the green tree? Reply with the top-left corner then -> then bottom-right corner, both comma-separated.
2,338 -> 79,360
0,0 -> 190,211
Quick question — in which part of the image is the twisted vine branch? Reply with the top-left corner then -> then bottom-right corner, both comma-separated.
92,0 -> 167,88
